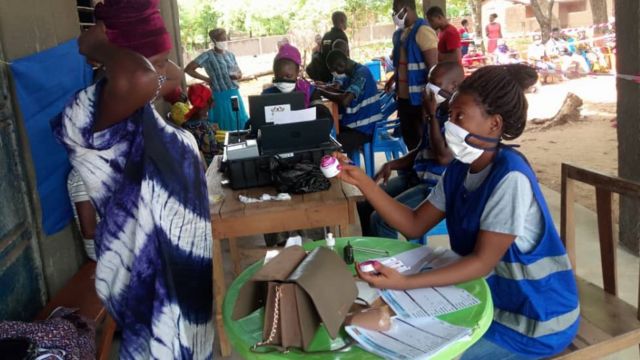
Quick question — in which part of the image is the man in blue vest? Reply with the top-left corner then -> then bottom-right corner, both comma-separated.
316,50 -> 382,153
358,62 -> 463,240
386,0 -> 438,151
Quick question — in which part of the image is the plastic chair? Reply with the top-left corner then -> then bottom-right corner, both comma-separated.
408,219 -> 448,246
349,118 -> 408,178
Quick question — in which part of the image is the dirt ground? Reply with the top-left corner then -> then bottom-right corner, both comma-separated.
516,76 -> 618,217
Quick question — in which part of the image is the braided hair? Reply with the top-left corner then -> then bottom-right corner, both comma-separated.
457,64 -> 537,140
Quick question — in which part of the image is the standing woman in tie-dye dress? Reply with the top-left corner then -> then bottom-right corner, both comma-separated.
52,0 -> 213,359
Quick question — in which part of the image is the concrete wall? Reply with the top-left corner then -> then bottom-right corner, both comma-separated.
0,0 -> 87,299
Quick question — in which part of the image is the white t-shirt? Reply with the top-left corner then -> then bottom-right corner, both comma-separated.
427,165 -> 544,253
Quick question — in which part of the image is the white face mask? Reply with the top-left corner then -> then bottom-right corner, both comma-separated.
274,82 -> 296,93
332,72 -> 348,83
393,8 -> 408,29
444,121 -> 499,164
215,41 -> 228,51
426,83 -> 448,105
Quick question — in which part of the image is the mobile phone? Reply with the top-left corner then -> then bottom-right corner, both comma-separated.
230,96 -> 239,112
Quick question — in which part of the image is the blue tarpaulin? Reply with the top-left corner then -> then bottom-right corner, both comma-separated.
10,39 -> 93,235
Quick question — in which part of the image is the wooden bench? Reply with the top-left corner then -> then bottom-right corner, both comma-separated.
553,163 -> 640,359
36,262 -> 116,360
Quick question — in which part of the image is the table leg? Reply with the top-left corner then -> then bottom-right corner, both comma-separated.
212,237 -> 231,357
228,238 -> 242,277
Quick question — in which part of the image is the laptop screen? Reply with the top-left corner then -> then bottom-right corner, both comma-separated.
248,92 -> 306,135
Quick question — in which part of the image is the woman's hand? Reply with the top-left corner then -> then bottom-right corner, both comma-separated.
78,22 -> 109,60
422,87 -> 437,118
333,152 -> 369,188
356,261 -> 408,290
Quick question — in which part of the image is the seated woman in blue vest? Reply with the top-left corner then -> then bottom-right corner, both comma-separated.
316,50 -> 382,153
337,64 -> 579,359
358,62 -> 463,240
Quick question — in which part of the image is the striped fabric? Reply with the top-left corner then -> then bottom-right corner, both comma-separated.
52,81 -> 214,360
194,49 -> 239,93
339,63 -> 382,135
393,18 -> 430,106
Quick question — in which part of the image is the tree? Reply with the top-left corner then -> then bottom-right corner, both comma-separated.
344,0 -> 391,44
588,0 -> 608,38
467,0 -> 484,52
530,0 -> 556,43
447,0 -> 470,19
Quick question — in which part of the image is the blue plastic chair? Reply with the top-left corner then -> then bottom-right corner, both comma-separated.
350,118 -> 408,178
409,220 -> 448,246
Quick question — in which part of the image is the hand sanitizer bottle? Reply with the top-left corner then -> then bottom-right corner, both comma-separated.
326,232 -> 336,251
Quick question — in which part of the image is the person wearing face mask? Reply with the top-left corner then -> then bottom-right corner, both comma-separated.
51,0 -> 214,358
185,28 -> 249,130
316,49 -> 382,154
386,0 -> 438,152
357,62 -> 462,240
262,44 -> 317,107
337,64 -> 579,359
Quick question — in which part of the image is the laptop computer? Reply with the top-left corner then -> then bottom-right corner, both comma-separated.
248,92 -> 306,136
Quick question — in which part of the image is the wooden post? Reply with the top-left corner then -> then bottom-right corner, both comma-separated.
615,0 -> 640,256
595,188 -> 617,296
561,164 -> 577,270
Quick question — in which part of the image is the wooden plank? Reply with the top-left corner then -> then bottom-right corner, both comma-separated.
228,238 -> 242,277
552,330 -> 640,359
561,164 -> 577,270
595,188 -> 617,296
212,234 -> 230,357
564,163 -> 640,199
213,203 -> 350,240
577,277 -> 640,337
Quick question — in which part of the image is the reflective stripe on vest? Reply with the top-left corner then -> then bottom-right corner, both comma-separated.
494,306 -> 581,338
345,93 -> 381,114
494,254 -> 573,281
344,113 -> 384,129
409,85 -> 424,95
407,62 -> 426,71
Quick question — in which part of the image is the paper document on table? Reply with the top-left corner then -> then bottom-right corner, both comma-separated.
346,316 -> 471,360
272,107 -> 316,125
264,104 -> 291,124
369,246 -> 461,275
381,286 -> 480,318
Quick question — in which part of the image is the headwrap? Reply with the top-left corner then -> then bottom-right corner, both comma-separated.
185,84 -> 212,120
275,44 -> 301,67
170,102 -> 189,126
94,0 -> 172,58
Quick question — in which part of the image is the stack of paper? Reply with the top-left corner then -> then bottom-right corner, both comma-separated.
346,316 -> 472,360
347,247 -> 480,359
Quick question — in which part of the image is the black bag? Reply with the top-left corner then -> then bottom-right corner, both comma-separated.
270,159 -> 330,194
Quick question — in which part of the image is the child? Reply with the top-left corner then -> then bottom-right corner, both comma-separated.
184,83 -> 218,166
462,44 -> 485,69
262,44 -> 317,107
358,62 -> 462,239
338,64 -> 579,359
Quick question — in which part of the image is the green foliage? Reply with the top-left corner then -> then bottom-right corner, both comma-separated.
178,0 -> 393,49
179,0 -> 221,48
446,0 -> 471,18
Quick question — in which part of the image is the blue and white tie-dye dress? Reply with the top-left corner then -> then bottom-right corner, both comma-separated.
52,82 -> 214,359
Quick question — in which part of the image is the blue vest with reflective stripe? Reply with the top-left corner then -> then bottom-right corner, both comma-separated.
443,147 -> 579,358
393,18 -> 428,106
340,63 -> 382,135
412,106 -> 448,186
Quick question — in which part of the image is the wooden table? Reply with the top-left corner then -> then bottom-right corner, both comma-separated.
206,159 -> 362,357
